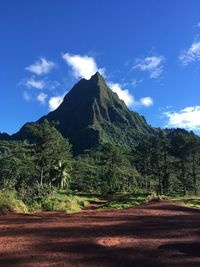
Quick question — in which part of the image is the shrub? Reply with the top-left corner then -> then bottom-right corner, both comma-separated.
18,183 -> 57,207
0,190 -> 28,213
41,198 -> 54,211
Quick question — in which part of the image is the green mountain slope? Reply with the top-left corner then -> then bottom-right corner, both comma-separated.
3,72 -> 157,154
40,72 -> 156,153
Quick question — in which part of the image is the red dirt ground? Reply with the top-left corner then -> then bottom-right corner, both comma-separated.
0,200 -> 200,267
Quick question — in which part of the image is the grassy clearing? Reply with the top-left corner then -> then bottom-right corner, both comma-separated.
170,195 -> 200,209
41,192 -> 100,213
100,193 -> 150,209
3,189 -> 199,215
88,193 -> 200,210
0,190 -> 100,214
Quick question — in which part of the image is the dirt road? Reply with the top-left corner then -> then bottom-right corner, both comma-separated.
0,200 -> 200,267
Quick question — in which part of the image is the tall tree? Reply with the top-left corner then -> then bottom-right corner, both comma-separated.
170,132 -> 191,195
0,141 -> 35,190
135,138 -> 152,192
188,135 -> 200,195
27,120 -> 72,188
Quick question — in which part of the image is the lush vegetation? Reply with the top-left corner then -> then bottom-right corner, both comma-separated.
8,72 -> 156,155
1,73 -> 200,213
0,119 -> 200,213
100,193 -> 149,209
0,190 -> 28,213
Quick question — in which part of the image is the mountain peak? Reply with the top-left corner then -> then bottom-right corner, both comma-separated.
8,73 -> 156,154
62,71 -> 108,103
91,71 -> 103,80
88,71 -> 106,86
89,71 -> 105,87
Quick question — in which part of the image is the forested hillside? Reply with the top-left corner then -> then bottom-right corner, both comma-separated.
0,73 -> 200,212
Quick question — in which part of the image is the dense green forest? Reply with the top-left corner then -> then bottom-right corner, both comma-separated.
1,120 -> 200,212
1,74 -> 200,212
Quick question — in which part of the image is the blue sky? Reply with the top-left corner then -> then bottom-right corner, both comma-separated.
1,0 -> 200,134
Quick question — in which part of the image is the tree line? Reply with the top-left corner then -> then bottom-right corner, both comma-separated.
0,121 -> 200,206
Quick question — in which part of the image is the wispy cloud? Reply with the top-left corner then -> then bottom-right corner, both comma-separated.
48,94 -> 65,111
131,79 -> 143,88
47,80 -> 61,90
24,77 -> 45,89
26,57 -> 56,75
37,92 -> 48,104
21,77 -> 60,91
133,56 -> 164,79
62,53 -> 105,80
108,82 -> 134,107
164,106 -> 200,131
179,40 -> 200,65
23,91 -> 31,101
139,97 -> 153,107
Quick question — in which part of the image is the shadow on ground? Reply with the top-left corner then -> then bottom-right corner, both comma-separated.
0,200 -> 200,267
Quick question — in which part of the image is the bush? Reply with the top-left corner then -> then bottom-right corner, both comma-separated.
0,190 -> 28,213
40,193 -> 97,213
64,199 -> 81,212
41,198 -> 54,211
18,183 -> 57,207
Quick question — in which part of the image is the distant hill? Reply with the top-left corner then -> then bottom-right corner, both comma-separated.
0,133 -> 10,140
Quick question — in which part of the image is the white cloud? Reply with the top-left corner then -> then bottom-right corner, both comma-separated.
62,53 -> 105,80
197,22 -> 200,27
108,82 -> 153,108
179,40 -> 200,65
23,91 -> 31,101
139,97 -> 153,107
164,106 -> 200,131
37,92 -> 48,104
22,77 -> 60,91
108,82 -> 134,107
26,57 -> 56,75
133,56 -> 164,79
62,52 -> 153,109
48,95 -> 65,111
25,78 -> 45,89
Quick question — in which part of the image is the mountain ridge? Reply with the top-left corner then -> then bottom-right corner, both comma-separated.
1,72 -> 160,154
